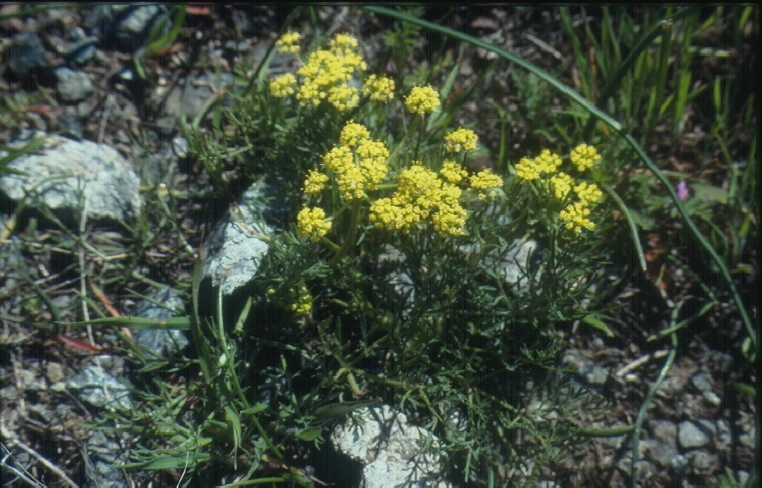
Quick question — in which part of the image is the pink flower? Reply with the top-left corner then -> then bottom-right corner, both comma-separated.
676,180 -> 689,201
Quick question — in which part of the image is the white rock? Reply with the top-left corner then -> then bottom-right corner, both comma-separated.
331,405 -> 450,488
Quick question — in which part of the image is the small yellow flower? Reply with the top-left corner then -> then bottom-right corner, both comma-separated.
439,160 -> 468,184
269,73 -> 297,98
559,201 -> 595,233
335,164 -> 367,201
469,169 -> 503,200
363,74 -> 395,102
322,146 -> 354,174
339,121 -> 371,148
574,181 -> 603,205
405,85 -> 440,114
444,128 -> 478,153
297,206 -> 332,242
289,290 -> 313,315
514,150 -> 562,182
534,150 -> 563,174
329,33 -> 360,52
515,157 -> 540,181
294,34 -> 367,108
570,144 -> 601,172
549,172 -> 573,200
303,170 -> 329,196
327,83 -> 360,112
275,31 -> 301,54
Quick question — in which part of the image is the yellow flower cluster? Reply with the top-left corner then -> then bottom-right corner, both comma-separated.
469,169 -> 503,200
269,73 -> 297,98
289,286 -> 313,315
559,202 -> 594,233
297,206 -> 332,242
439,160 -> 468,184
303,169 -> 329,196
275,31 -> 301,54
405,85 -> 441,114
515,149 -> 563,181
570,144 -> 601,172
369,163 -> 467,236
549,172 -> 573,200
270,32 -> 367,112
363,74 -> 395,102
574,181 -> 603,205
444,128 -> 478,153
309,121 -> 390,202
514,145 -> 603,233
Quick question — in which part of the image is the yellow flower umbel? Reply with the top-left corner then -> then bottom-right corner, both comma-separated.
319,121 -> 390,201
275,31 -> 301,54
549,172 -> 573,200
289,286 -> 313,315
559,201 -> 595,233
269,73 -> 297,98
297,206 -> 332,242
570,144 -> 601,172
369,163 -> 467,236
295,33 -> 367,112
469,169 -> 503,200
444,128 -> 478,153
513,145 -> 604,234
439,160 -> 468,184
574,181 -> 603,206
303,170 -> 329,196
405,85 -> 441,114
514,150 -> 564,181
363,74 -> 395,102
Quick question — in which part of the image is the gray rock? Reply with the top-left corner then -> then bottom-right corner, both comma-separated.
586,365 -> 609,386
82,430 -> 127,488
159,73 -> 235,123
0,133 -> 141,222
132,287 -> 188,359
685,450 -> 719,473
702,390 -> 721,406
678,420 -> 711,449
172,135 -> 189,159
671,454 -> 689,472
739,427 -> 755,449
202,179 -> 274,295
495,238 -> 538,288
6,32 -> 47,78
690,372 -> 712,392
55,67 -> 94,102
84,5 -> 170,52
65,27 -> 98,65
331,405 -> 450,488
67,364 -> 132,411
645,420 -> 679,468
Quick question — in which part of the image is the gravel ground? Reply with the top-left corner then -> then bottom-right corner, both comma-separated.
0,5 -> 756,487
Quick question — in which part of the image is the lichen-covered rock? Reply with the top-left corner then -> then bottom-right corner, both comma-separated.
0,133 -> 141,222
331,405 -> 450,488
202,179 -> 274,296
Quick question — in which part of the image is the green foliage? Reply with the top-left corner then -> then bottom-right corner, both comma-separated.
142,18 -> 615,484
75,6 -> 754,486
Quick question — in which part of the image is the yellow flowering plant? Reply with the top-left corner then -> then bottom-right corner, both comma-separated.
180,25 -> 614,486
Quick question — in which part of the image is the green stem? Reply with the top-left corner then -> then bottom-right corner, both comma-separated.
631,305 -> 679,488
329,199 -> 362,267
600,182 -> 647,273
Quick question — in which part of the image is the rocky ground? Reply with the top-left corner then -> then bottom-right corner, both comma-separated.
0,5 -> 756,487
